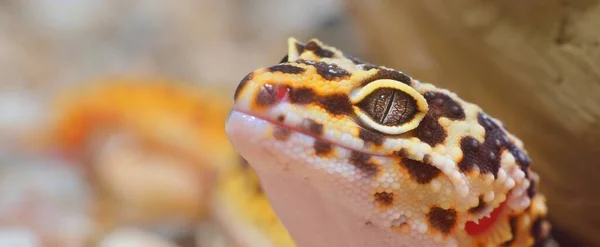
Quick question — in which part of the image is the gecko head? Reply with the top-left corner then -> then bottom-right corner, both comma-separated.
226,38 -> 549,247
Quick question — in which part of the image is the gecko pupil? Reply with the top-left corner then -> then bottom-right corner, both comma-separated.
356,87 -> 418,126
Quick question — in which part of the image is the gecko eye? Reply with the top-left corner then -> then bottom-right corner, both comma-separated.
350,79 -> 428,135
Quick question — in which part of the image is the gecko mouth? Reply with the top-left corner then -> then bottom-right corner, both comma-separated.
228,109 -> 381,158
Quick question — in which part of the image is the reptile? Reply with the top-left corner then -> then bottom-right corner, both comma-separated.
226,38 -> 552,247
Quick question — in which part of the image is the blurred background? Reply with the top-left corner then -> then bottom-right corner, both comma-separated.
0,0 -> 598,246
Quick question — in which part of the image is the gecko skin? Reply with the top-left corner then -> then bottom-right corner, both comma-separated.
226,38 -> 551,247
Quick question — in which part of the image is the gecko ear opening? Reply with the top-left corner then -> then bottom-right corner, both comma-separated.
350,79 -> 428,135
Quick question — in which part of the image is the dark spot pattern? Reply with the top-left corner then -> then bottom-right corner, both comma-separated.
301,118 -> 323,135
468,196 -> 487,214
305,41 -> 335,58
423,154 -> 432,164
413,116 -> 447,147
295,43 -> 305,54
268,64 -> 306,74
289,87 -> 316,104
427,207 -> 457,234
531,217 -> 550,247
362,64 -> 379,71
502,216 -> 519,246
393,148 -> 408,157
349,152 -> 378,177
400,158 -> 441,184
425,92 -> 465,120
346,55 -> 366,65
510,144 -> 531,172
234,72 -> 253,101
414,92 -> 465,146
360,68 -> 412,86
358,129 -> 385,146
273,126 -> 291,141
319,94 -> 354,115
374,192 -> 394,207
458,113 -> 523,177
279,55 -> 289,64
356,88 -> 419,126
277,115 -> 285,122
314,140 -> 332,156
289,87 -> 353,116
527,178 -> 537,198
296,59 -> 350,80
255,84 -> 278,106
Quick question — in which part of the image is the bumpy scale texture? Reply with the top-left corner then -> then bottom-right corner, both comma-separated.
226,38 -> 551,247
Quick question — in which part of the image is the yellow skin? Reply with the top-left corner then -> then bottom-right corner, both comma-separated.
226,38 -> 551,247
50,78 -> 295,246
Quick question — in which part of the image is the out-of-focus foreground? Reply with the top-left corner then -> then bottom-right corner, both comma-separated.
0,0 -> 598,246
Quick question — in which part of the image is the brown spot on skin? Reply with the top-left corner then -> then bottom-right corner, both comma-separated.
234,72 -> 253,101
268,64 -> 306,74
319,94 -> 353,115
301,118 -> 323,135
349,152 -> 378,177
359,129 -> 385,146
458,113 -> 517,177
468,197 -> 487,214
374,192 -> 394,207
273,126 -> 291,141
314,140 -> 332,156
288,87 -> 353,116
362,64 -> 379,71
414,92 -> 467,146
360,68 -> 412,86
414,115 -> 447,147
427,207 -> 457,234
531,217 -> 543,240
510,145 -> 531,171
527,178 -> 537,198
295,43 -> 305,54
393,148 -> 408,157
296,59 -> 350,80
423,154 -> 431,164
346,55 -> 366,65
255,84 -> 279,106
289,87 -> 316,104
279,55 -> 289,63
423,92 -> 465,120
305,41 -> 335,58
400,158 -> 441,184
315,63 -> 351,81
364,221 -> 373,226
502,216 -> 518,246
277,115 -> 285,122
531,217 -> 551,246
